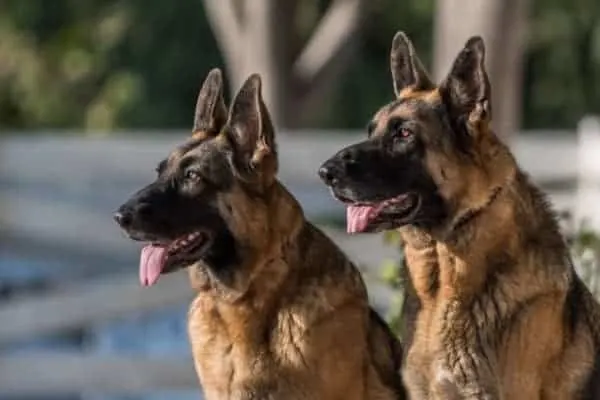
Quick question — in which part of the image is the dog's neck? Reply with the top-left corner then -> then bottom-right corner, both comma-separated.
418,146 -> 520,253
189,180 -> 306,302
400,160 -> 566,301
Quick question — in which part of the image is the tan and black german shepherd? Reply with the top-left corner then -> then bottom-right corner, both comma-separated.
318,32 -> 600,399
114,69 -> 406,399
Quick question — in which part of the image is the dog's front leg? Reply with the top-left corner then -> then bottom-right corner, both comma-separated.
431,305 -> 502,400
430,363 -> 501,400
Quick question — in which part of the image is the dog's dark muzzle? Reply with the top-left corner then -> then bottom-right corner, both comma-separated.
114,202 -> 154,230
318,162 -> 341,187
113,179 -> 176,239
318,145 -> 364,187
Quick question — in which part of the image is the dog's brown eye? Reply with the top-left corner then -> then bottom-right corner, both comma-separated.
387,118 -> 411,140
185,169 -> 201,182
399,128 -> 413,138
392,127 -> 413,143
389,125 -> 414,150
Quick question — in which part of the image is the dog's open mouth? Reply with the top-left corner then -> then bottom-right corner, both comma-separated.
346,193 -> 420,233
139,231 -> 211,287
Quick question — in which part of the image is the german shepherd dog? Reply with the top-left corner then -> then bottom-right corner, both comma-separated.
318,32 -> 600,399
114,69 -> 406,399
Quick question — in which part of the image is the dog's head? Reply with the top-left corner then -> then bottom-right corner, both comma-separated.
115,70 -> 284,287
319,32 -> 512,234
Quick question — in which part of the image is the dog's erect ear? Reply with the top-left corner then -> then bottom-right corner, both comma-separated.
192,68 -> 227,137
226,73 -> 277,182
390,31 -> 434,96
439,36 -> 491,125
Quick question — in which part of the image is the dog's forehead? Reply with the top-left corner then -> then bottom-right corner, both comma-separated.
167,136 -> 225,166
371,88 -> 442,136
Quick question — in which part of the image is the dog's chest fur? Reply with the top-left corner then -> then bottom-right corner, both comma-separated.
185,254 -> 365,400
187,292 -> 306,399
398,222 -> 596,399
400,237 -> 491,398
182,222 -> 402,400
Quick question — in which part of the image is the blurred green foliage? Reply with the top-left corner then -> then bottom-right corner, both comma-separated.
0,0 -> 599,131
380,230 -> 407,335
0,0 -> 221,130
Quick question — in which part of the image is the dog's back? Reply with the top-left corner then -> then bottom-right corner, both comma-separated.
305,223 -> 406,399
368,308 -> 405,399
570,275 -> 600,399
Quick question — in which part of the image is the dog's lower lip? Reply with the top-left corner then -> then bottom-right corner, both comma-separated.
331,190 -> 353,204
358,193 -> 420,232
166,231 -> 207,253
376,194 -> 420,222
154,231 -> 212,274
144,232 -> 210,256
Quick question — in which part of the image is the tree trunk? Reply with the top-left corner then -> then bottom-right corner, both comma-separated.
203,0 -> 365,129
433,0 -> 530,142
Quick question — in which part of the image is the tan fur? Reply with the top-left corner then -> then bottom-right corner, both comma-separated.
373,84 -> 600,400
349,32 -> 600,398
185,180 -> 403,399
181,73 -> 405,400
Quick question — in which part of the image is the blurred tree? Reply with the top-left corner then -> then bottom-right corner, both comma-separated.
202,0 -> 366,128
433,0 -> 530,140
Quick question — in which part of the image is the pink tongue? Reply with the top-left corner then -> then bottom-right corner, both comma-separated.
347,205 -> 376,234
139,244 -> 167,287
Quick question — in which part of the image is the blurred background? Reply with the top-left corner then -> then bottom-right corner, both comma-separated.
1,0 -> 600,399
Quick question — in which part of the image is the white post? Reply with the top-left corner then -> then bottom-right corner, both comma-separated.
575,116 -> 600,233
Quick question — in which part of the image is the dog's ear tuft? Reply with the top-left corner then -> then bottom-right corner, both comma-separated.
192,68 -> 228,138
227,73 -> 277,181
439,36 -> 491,125
390,31 -> 434,96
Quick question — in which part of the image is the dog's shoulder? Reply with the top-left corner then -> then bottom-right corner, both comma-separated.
295,222 -> 368,293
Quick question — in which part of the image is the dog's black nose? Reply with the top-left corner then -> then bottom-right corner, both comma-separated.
318,165 -> 337,185
113,211 -> 132,227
